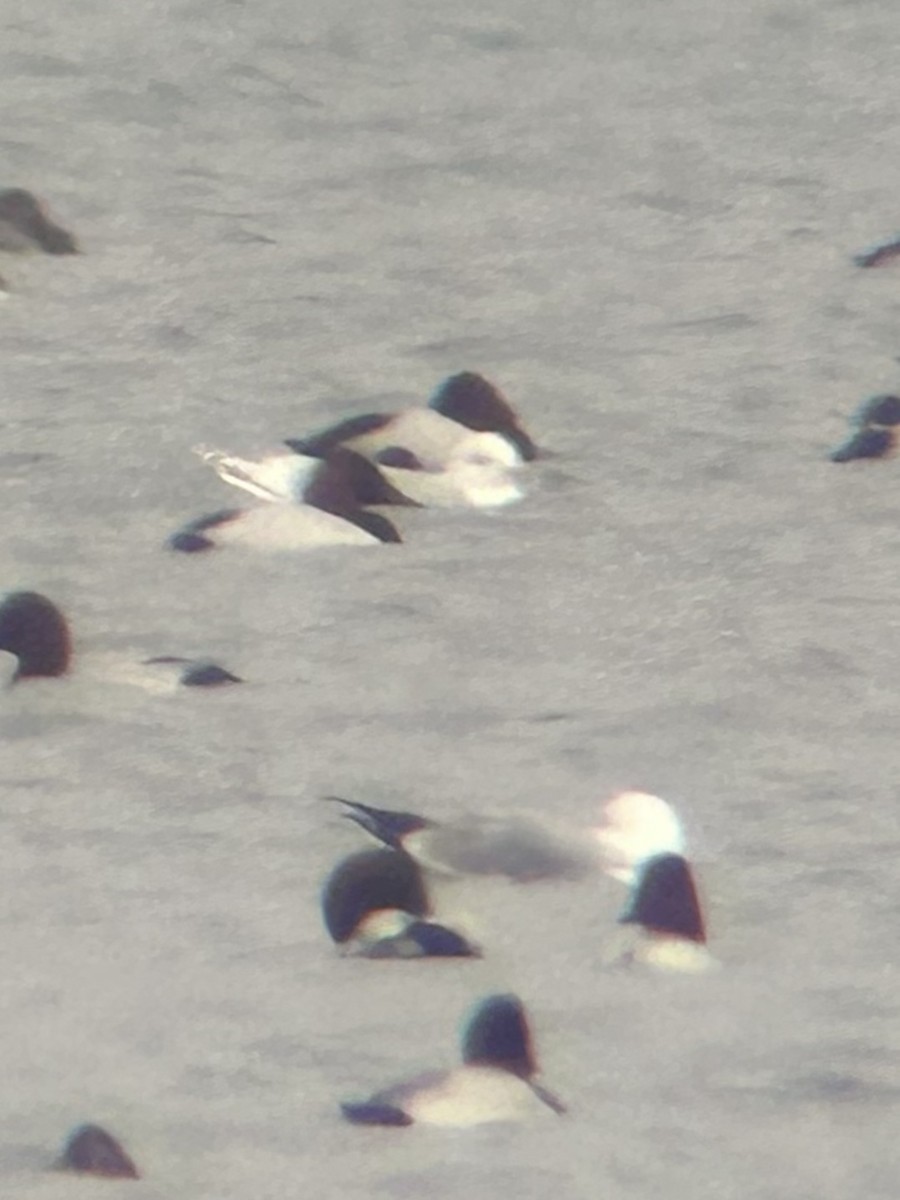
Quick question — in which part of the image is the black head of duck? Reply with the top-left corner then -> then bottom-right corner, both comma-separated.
55,1124 -> 139,1179
613,852 -> 715,972
0,590 -> 72,679
830,394 -> 900,462
0,189 -> 78,255
428,372 -> 538,461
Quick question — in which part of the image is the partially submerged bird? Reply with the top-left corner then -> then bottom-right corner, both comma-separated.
0,590 -> 241,690
170,447 -> 402,551
853,237 -> 900,268
341,992 -> 566,1127
829,394 -> 900,462
609,852 -> 715,972
0,188 -> 78,256
321,846 -> 478,958
141,656 -> 242,687
55,1123 -> 139,1179
285,372 -> 537,508
329,795 -> 594,882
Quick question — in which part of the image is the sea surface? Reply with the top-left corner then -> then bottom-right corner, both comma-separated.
2,0 -> 900,1196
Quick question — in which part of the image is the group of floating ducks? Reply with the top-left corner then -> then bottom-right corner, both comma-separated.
313,786 -> 705,1129
6,183 -> 900,470
169,366 -> 539,552
5,189 -> 900,1177
0,364 -> 540,691
42,788 -> 707,1174
0,189 -> 544,690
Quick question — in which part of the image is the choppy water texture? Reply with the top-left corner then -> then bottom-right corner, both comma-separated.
2,0 -> 900,1196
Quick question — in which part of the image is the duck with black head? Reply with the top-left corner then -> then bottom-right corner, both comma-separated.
55,1123 -> 139,1179
0,590 -> 241,691
607,851 -> 716,972
284,372 -> 537,508
829,394 -> 900,462
0,189 -> 79,293
341,993 -> 566,1127
169,447 -> 402,552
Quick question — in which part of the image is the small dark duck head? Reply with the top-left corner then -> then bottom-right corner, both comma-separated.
143,656 -> 243,687
853,394 -> 900,427
461,993 -> 537,1080
56,1124 -> 139,1179
0,590 -> 72,679
339,1101 -> 413,1126
327,795 -> 432,850
0,189 -> 79,255
428,372 -> 538,461
619,852 -> 706,944
365,918 -> 479,959
167,507 -> 242,553
830,394 -> 900,462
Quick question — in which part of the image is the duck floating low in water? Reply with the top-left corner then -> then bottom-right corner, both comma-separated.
610,852 -> 715,972
829,394 -> 900,462
55,1123 -> 139,1179
341,993 -> 566,1127
0,188 -> 78,255
285,372 -> 537,508
321,846 -> 478,958
0,590 -> 240,690
0,189 -> 79,293
170,447 -> 402,551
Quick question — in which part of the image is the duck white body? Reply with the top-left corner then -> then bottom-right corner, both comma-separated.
374,428 -> 525,509
177,504 -> 383,551
362,1065 -> 558,1127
